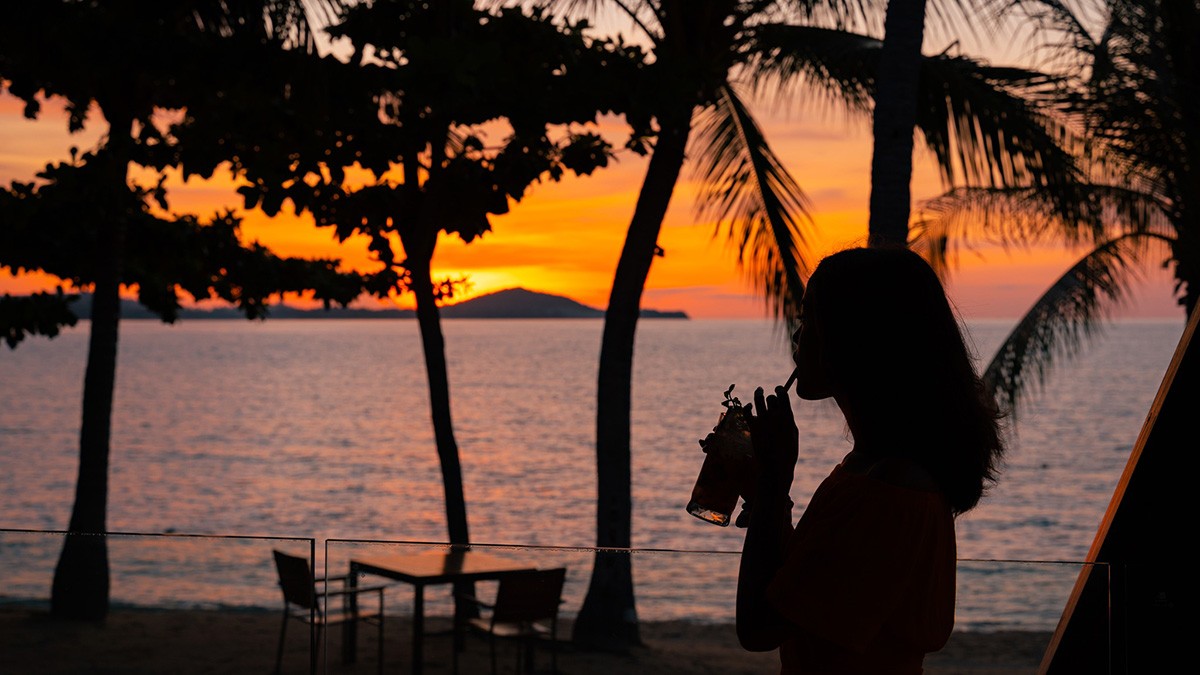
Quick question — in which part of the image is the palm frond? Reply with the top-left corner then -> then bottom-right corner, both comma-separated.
911,185 -> 1069,278
922,0 -> 995,53
916,186 -> 1073,250
1078,1 -> 1196,222
747,24 -> 1087,218
690,84 -> 814,325
556,0 -> 663,41
916,54 -> 1079,186
913,181 -> 1173,277
914,51 -> 1099,246
766,1 -> 876,32
983,231 -> 1172,414
741,23 -> 878,115
987,0 -> 1099,71
188,0 -> 342,51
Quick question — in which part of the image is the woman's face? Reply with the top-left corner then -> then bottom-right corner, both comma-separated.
791,296 -> 834,400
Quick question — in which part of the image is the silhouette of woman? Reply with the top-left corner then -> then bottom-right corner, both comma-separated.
736,247 -> 1004,673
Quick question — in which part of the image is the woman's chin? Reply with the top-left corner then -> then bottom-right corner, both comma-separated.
795,383 -> 833,401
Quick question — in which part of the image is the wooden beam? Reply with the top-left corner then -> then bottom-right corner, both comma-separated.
1040,305 -> 1200,674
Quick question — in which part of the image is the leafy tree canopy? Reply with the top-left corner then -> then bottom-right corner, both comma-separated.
156,0 -> 653,281
0,150 -> 365,346
0,2 -> 323,128
0,2 -> 366,346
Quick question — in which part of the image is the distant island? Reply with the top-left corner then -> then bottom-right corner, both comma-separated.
68,287 -> 689,320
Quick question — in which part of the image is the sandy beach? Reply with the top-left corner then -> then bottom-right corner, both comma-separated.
0,606 -> 1051,674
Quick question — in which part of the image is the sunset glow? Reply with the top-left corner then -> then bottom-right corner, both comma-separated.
0,89 -> 1181,320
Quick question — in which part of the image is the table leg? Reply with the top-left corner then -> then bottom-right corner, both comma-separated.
344,563 -> 359,664
413,584 -> 425,675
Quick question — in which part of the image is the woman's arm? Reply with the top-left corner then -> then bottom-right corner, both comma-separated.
736,482 -> 794,650
736,385 -> 799,651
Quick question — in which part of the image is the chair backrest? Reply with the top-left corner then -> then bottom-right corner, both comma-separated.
273,549 -> 317,610
491,568 -> 566,624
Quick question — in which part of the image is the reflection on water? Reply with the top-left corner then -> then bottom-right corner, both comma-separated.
0,318 -> 1183,628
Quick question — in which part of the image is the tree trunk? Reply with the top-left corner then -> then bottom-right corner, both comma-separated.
50,242 -> 120,621
409,256 -> 471,548
867,0 -> 929,247
407,253 -> 479,625
573,103 -> 693,651
50,119 -> 132,621
1175,225 -> 1199,318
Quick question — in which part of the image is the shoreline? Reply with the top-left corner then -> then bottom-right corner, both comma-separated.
1,606 -> 1052,674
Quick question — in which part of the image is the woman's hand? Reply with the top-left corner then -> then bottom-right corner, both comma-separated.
750,385 -> 799,497
735,385 -> 798,527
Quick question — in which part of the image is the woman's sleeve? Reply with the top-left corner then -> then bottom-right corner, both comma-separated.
765,479 -> 943,653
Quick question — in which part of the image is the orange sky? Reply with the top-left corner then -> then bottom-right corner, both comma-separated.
0,83 -> 1183,321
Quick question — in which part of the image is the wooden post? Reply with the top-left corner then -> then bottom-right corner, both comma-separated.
1040,305 -> 1200,673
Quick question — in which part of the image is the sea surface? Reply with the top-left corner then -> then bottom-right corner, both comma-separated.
0,318 -> 1185,630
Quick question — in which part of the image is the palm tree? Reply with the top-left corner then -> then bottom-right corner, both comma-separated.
747,1 -> 1087,249
0,0 -> 344,619
557,0 -> 876,649
561,0 -> 1087,647
868,0 -> 930,246
915,0 -> 1199,413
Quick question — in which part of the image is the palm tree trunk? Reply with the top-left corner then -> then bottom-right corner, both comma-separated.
573,102 -> 693,651
867,0 -> 929,247
50,117 -> 133,620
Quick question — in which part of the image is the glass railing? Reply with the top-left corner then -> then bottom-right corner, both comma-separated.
325,539 -> 1110,674
943,558 -> 1109,673
1,529 -> 1112,673
0,528 -> 316,674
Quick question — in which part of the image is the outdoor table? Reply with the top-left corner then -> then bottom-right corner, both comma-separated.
345,549 -> 538,674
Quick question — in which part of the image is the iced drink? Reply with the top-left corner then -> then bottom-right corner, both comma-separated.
686,387 -> 754,526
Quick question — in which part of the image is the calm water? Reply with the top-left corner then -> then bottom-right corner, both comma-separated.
0,318 -> 1185,629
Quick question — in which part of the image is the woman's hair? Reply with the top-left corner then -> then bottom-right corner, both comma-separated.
803,247 -> 1004,514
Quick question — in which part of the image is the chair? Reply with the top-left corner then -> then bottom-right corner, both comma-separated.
272,549 -> 387,674
456,567 -> 567,674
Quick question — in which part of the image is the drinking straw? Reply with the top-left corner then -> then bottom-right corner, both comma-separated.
781,367 -> 799,392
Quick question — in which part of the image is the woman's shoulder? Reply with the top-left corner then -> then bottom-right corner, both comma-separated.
839,451 -> 939,492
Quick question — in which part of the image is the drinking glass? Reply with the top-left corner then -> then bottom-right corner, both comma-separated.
686,405 -> 753,526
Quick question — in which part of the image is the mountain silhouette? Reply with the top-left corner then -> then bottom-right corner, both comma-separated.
65,287 -> 688,320
442,288 -> 686,318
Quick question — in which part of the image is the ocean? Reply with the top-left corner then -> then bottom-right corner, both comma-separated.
0,317 -> 1185,630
